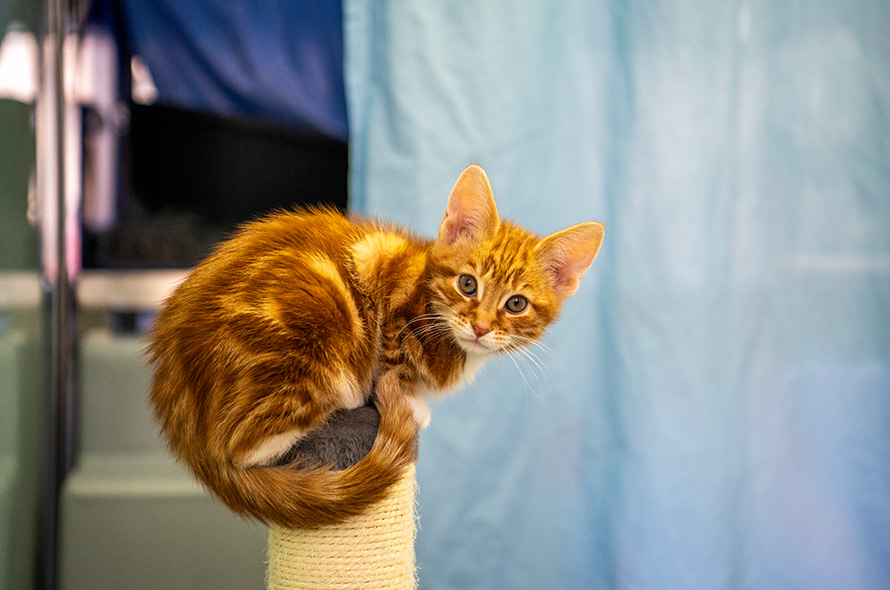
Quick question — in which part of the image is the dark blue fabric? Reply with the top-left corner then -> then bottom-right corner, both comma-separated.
121,0 -> 348,140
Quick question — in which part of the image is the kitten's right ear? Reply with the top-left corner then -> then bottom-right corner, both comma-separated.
438,164 -> 499,245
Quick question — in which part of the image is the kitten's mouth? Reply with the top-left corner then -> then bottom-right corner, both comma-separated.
456,335 -> 495,355
445,317 -> 497,355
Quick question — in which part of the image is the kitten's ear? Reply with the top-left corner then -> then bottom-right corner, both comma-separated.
438,164 -> 499,245
535,221 -> 605,299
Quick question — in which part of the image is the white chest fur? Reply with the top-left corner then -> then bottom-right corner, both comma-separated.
414,351 -> 487,399
408,352 -> 488,430
459,352 -> 487,387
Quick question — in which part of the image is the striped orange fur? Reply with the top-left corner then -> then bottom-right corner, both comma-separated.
147,164 -> 604,528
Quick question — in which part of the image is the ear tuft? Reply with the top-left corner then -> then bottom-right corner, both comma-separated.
535,221 -> 605,299
438,164 -> 499,245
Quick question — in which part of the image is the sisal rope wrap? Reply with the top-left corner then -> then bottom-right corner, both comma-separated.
266,463 -> 418,590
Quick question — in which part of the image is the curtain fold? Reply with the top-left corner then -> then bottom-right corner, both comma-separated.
344,2 -> 890,588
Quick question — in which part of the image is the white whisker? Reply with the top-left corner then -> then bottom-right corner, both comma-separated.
506,351 -> 536,397
517,345 -> 548,375
519,348 -> 549,396
396,312 -> 448,340
509,334 -> 563,372
522,346 -> 555,371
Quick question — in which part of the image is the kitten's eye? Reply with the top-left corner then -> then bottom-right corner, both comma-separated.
457,274 -> 477,296
505,295 -> 528,313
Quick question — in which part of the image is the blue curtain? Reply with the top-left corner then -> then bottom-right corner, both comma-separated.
344,2 -> 890,589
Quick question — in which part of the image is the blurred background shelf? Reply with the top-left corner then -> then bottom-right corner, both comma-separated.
58,329 -> 267,590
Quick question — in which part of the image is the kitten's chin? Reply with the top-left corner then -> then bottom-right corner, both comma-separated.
455,336 -> 497,356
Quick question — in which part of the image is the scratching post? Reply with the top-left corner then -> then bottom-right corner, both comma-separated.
264,403 -> 418,589
266,464 -> 418,590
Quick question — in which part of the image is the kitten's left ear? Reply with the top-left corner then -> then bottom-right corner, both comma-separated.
438,164 -> 500,245
535,221 -> 605,299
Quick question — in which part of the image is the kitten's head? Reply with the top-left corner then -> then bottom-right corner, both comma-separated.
428,164 -> 604,357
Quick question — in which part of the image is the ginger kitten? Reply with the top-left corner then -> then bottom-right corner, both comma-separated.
148,164 -> 604,528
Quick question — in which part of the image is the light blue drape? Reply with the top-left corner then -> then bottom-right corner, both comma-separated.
344,2 -> 890,589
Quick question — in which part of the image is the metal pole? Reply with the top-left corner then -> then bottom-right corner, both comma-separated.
36,0 -> 78,587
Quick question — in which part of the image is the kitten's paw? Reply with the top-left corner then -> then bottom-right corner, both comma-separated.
407,396 -> 431,430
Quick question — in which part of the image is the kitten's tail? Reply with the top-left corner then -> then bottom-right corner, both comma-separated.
202,373 -> 418,529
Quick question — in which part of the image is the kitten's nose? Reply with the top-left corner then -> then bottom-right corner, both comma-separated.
472,324 -> 491,338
